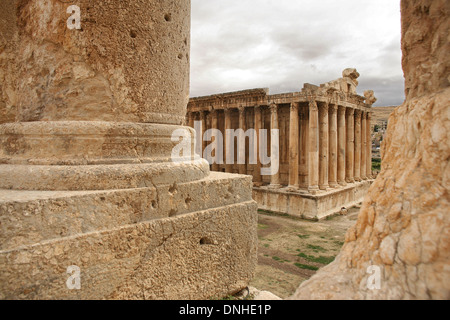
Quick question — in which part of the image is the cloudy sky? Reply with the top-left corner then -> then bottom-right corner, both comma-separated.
190,0 -> 404,107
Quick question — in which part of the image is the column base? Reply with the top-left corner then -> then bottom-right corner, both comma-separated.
0,171 -> 258,300
253,181 -> 264,187
287,185 -> 299,192
319,184 -> 330,191
308,186 -> 319,195
268,184 -> 282,189
329,182 -> 338,188
338,181 -> 347,187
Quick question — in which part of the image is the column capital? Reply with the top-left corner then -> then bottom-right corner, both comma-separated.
308,98 -> 318,112
354,109 -> 363,117
318,102 -> 329,114
290,102 -> 300,112
224,108 -> 233,116
327,91 -> 339,106
329,104 -> 338,114
210,108 -> 218,116
346,108 -> 355,116
269,103 -> 278,114
238,106 -> 246,115
338,105 -> 346,115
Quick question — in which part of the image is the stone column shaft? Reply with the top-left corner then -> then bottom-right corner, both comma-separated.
238,107 -> 247,175
328,105 -> 338,188
200,111 -> 207,160
224,108 -> 233,173
188,112 -> 195,128
354,110 -> 362,182
269,103 -> 281,188
308,99 -> 320,193
337,106 -> 347,186
319,103 -> 329,190
253,106 -> 263,186
211,110 -> 219,172
288,103 -> 300,189
346,108 -> 355,183
299,106 -> 309,188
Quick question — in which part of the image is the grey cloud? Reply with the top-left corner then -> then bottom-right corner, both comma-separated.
190,0 -> 404,106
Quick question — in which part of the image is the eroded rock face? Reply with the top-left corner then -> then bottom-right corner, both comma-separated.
290,0 -> 449,300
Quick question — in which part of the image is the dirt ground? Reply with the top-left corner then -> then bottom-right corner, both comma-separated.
249,206 -> 360,299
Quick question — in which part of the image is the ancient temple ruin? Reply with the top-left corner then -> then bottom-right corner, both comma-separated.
187,69 -> 376,219
0,0 -> 257,299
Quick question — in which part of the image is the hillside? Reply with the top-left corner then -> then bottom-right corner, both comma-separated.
371,106 -> 397,127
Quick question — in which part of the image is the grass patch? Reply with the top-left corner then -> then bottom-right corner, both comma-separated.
307,244 -> 327,252
294,263 -> 319,271
272,256 -> 282,262
372,158 -> 381,171
272,256 -> 291,263
297,234 -> 310,239
297,252 -> 336,265
258,224 -> 269,230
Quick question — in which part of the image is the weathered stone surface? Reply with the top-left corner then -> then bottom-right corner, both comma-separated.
253,181 -> 372,221
290,0 -> 449,300
0,0 -> 190,125
0,188 -> 258,300
0,0 -> 258,300
0,172 -> 254,250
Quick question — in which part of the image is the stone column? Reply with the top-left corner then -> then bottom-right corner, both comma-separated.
288,102 -> 300,189
200,110 -> 207,159
188,112 -> 195,128
211,109 -> 220,172
0,0 -> 257,300
238,106 -> 247,175
337,106 -> 347,186
269,103 -> 281,188
328,104 -> 338,188
366,112 -> 373,178
308,99 -> 320,193
299,106 -> 309,189
346,108 -> 355,183
224,108 -> 233,173
319,103 -> 329,190
354,109 -> 362,182
361,111 -> 367,180
253,106 -> 263,186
